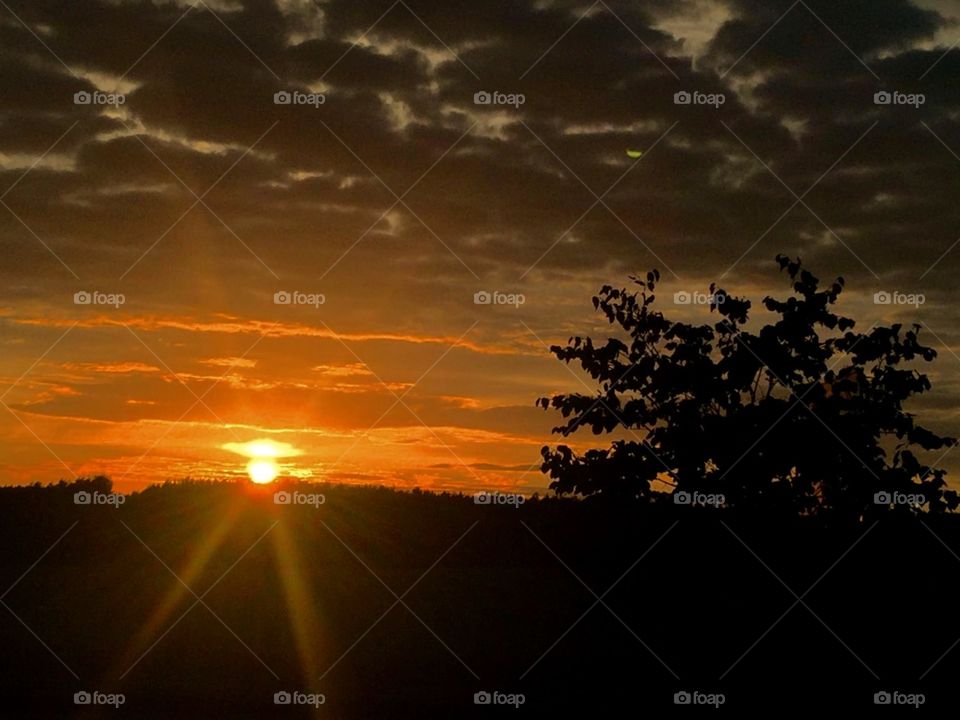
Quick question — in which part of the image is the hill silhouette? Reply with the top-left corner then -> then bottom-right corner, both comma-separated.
0,477 -> 956,717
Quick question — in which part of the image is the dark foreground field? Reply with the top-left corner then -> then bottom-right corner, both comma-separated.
0,478 -> 956,717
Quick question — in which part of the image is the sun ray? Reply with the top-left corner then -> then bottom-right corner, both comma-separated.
270,516 -> 327,684
104,499 -> 245,680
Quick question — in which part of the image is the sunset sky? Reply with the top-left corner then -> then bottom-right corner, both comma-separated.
3,0 -> 960,493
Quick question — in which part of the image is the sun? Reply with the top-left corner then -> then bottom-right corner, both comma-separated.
247,458 -> 279,484
222,438 -> 302,484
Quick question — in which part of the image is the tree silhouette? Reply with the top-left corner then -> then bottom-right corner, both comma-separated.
537,255 -> 959,516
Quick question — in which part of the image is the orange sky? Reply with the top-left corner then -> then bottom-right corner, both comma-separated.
0,307 -> 587,493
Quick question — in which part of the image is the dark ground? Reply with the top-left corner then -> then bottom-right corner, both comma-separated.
0,477 -> 955,717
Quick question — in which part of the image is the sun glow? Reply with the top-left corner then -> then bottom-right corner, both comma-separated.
247,458 -> 279,484
223,438 -> 302,484
223,439 -> 301,459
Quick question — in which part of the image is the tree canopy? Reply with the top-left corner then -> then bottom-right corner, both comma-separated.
538,255 -> 959,516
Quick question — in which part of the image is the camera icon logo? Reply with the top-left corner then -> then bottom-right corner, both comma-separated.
74,691 -> 92,704
673,491 -> 691,505
274,91 -> 292,105
873,291 -> 891,304
73,91 -> 92,105
674,691 -> 692,704
673,291 -> 691,305
274,291 -> 291,305
874,691 -> 891,705
274,491 -> 292,505
74,491 -> 91,505
473,91 -> 491,105
74,291 -> 92,305
874,491 -> 892,505
274,690 -> 292,704
474,691 -> 492,705
874,91 -> 892,105
674,91 -> 691,105
473,491 -> 491,505
474,291 -> 492,305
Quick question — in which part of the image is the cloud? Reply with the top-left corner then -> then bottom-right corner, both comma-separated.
222,438 -> 304,458
200,356 -> 258,368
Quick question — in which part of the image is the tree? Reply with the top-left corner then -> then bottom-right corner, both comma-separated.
537,255 -> 959,516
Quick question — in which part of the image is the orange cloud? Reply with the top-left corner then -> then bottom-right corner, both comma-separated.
200,357 -> 258,368
62,361 -> 160,374
6,312 -> 537,357
311,362 -> 374,377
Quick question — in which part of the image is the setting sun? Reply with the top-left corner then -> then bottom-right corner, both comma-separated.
247,458 -> 279,484
222,439 -> 301,484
